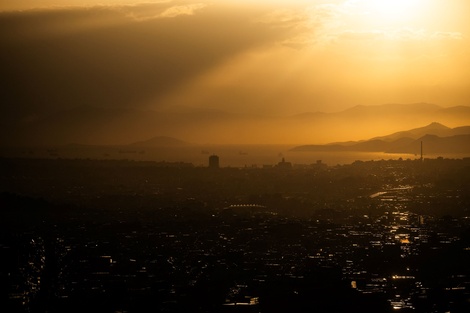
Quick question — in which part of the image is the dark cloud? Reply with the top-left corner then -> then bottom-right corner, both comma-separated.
0,2 -> 293,118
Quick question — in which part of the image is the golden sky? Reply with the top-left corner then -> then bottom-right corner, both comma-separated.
1,1 -> 470,144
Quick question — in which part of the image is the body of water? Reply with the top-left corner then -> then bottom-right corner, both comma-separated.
3,144 -> 465,167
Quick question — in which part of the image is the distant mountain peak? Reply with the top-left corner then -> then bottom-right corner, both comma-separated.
423,122 -> 449,129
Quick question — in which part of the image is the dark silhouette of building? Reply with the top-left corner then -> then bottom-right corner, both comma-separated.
276,157 -> 292,169
313,159 -> 327,170
209,155 -> 219,168
420,141 -> 423,161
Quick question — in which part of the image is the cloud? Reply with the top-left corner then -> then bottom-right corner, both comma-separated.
298,1 -> 466,45
254,8 -> 316,48
281,3 -> 353,47
337,30 -> 383,40
256,8 -> 309,29
386,29 -> 464,41
332,28 -> 464,42
431,31 -> 464,40
0,2 -> 295,118
159,3 -> 207,18
253,3 -> 349,49
118,2 -> 208,21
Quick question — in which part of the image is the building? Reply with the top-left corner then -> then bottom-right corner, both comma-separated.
209,155 -> 220,168
276,158 -> 292,169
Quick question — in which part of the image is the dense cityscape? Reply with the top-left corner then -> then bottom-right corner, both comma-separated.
1,156 -> 470,312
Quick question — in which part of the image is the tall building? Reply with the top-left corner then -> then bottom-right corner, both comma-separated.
209,155 -> 219,168
420,141 -> 423,162
276,157 -> 292,169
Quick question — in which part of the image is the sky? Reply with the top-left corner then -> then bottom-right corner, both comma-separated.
1,0 -> 470,144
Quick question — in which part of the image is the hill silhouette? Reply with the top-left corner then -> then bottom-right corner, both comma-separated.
129,136 -> 189,147
292,123 -> 470,154
3,103 -> 470,146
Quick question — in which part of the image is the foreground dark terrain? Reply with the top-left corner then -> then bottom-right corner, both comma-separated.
1,157 -> 470,312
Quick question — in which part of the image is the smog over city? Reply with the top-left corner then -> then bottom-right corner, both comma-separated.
1,1 -> 470,312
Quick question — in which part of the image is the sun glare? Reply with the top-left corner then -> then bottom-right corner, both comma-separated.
360,0 -> 423,22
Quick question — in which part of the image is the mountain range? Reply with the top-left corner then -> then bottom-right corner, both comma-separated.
2,103 -> 470,146
291,123 -> 470,154
129,136 -> 189,147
